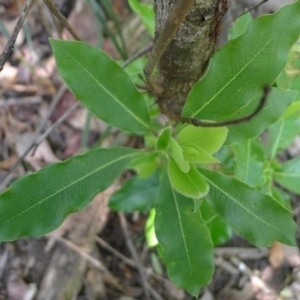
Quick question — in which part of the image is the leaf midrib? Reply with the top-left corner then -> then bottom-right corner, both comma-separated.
2,152 -> 135,226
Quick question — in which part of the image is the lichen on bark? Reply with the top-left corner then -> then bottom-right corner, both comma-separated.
154,0 -> 230,115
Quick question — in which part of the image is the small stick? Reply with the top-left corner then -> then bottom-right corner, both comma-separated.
0,102 -> 80,190
0,96 -> 42,107
121,43 -> 153,69
226,0 -> 268,24
0,0 -> 35,71
55,236 -> 122,290
43,0 -> 81,41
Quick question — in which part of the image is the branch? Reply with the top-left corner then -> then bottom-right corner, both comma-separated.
43,0 -> 81,41
143,0 -> 193,79
0,0 -> 35,71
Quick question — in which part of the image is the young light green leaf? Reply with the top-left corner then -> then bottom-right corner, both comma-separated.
228,12 -> 252,40
168,158 -> 209,199
232,138 -> 264,189
109,171 -> 159,212
183,2 -> 300,121
156,127 -> 171,151
0,148 -> 138,242
169,138 -> 190,173
50,39 -> 152,134
155,170 -> 214,296
198,168 -> 296,247
200,200 -> 232,246
181,145 -> 220,165
274,158 -> 300,195
225,88 -> 298,145
145,209 -> 158,247
177,125 -> 228,155
128,0 -> 154,37
128,151 -> 159,178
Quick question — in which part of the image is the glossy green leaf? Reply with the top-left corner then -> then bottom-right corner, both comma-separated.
183,2 -> 300,121
0,148 -> 138,242
145,209 -> 158,247
228,12 -> 252,40
156,127 -> 171,151
155,170 -> 214,296
200,200 -> 232,246
274,158 -> 300,194
198,168 -> 297,247
267,107 -> 300,158
168,158 -> 209,199
109,171 -> 159,212
177,125 -> 228,155
169,138 -> 190,173
128,0 -> 154,37
232,138 -> 264,189
50,39 -> 152,134
225,88 -> 298,145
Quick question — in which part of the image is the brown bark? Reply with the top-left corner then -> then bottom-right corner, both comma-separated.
154,0 -> 230,115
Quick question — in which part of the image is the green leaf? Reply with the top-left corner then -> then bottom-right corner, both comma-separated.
156,127 -> 171,151
128,0 -> 154,37
0,148 -> 138,242
225,88 -> 298,145
50,39 -> 152,134
168,158 -> 209,199
228,12 -> 252,40
200,200 -> 232,246
183,2 -> 300,121
145,209 -> 158,247
109,171 -> 159,212
274,158 -> 300,194
177,125 -> 228,155
155,170 -> 214,296
198,168 -> 297,247
181,145 -> 220,165
271,187 -> 292,211
232,138 -> 264,189
169,138 -> 190,173
267,107 -> 300,158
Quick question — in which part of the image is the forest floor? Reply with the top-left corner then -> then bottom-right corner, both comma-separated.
1,0 -> 300,299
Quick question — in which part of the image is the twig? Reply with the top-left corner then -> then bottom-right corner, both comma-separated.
226,0 -> 269,25
121,43 -> 153,69
95,236 -> 169,284
143,0 -> 193,81
55,236 -> 122,290
0,0 -> 35,71
43,0 -> 81,41
0,96 -> 42,107
31,84 -> 68,155
166,86 -> 271,127
95,236 -> 135,267
118,212 -> 163,300
0,102 -> 80,190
